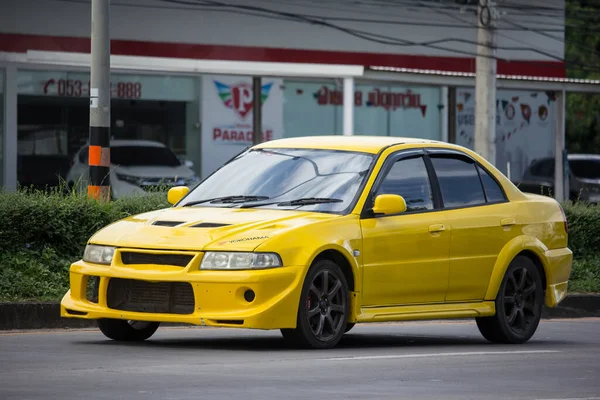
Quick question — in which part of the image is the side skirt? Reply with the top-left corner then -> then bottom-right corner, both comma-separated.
357,301 -> 496,323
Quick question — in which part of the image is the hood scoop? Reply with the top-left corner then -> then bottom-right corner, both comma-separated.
152,220 -> 185,227
190,222 -> 231,228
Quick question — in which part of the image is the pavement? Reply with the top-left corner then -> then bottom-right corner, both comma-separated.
1,319 -> 599,400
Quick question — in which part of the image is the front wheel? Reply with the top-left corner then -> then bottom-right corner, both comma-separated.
97,319 -> 160,341
476,255 -> 544,344
281,259 -> 350,349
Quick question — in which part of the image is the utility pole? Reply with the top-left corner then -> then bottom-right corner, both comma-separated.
252,76 -> 262,146
88,0 -> 111,201
474,0 -> 497,164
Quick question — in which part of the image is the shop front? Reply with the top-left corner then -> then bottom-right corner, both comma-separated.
16,69 -> 201,190
8,63 -> 444,191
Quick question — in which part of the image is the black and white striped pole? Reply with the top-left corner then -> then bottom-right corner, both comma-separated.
88,0 -> 111,201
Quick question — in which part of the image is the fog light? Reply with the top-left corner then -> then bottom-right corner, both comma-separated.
244,289 -> 255,302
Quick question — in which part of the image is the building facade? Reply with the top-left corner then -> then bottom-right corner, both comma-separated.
0,0 -> 567,190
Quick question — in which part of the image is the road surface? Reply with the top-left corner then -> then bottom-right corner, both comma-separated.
1,318 -> 599,399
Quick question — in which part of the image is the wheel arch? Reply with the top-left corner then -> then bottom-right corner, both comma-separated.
484,235 -> 550,304
307,245 -> 358,292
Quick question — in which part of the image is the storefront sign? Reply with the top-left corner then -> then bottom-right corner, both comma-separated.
314,86 -> 428,116
456,87 -> 556,182
18,70 -> 197,102
201,75 -> 283,177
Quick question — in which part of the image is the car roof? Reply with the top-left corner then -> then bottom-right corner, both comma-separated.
254,135 -> 446,154
568,153 -> 600,160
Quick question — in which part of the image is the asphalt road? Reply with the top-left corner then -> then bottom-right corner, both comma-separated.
1,319 -> 599,400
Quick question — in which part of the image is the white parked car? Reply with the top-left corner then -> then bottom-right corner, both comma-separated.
66,140 -> 199,199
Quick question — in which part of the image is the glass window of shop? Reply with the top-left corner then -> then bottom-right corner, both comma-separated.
16,70 -> 201,190
454,87 -> 556,183
283,80 -> 343,137
282,80 -> 441,139
0,69 -> 4,187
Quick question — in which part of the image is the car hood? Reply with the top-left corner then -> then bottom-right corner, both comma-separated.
88,206 -> 339,251
113,165 -> 195,179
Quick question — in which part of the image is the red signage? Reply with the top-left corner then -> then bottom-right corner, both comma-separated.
42,79 -> 142,99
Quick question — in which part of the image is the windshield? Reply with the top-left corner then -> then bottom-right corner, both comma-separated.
180,148 -> 375,213
570,159 -> 600,180
111,146 -> 181,167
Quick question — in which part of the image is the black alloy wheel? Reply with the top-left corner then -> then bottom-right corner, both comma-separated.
281,259 -> 350,349
476,255 -> 543,344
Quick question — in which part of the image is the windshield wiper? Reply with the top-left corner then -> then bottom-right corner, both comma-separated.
182,195 -> 270,207
239,196 -> 344,209
276,197 -> 343,206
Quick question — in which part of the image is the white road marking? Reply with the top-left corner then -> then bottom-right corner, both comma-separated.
535,398 -> 600,400
320,350 -> 561,361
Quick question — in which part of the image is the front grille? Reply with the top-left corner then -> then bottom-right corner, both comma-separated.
120,252 -> 193,267
107,278 -> 195,314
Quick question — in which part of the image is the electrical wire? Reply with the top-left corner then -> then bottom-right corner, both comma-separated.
500,17 -> 600,62
160,0 -> 548,55
44,0 -> 598,32
39,0 -> 600,74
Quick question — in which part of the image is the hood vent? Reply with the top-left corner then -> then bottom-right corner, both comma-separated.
152,220 -> 185,227
190,222 -> 231,228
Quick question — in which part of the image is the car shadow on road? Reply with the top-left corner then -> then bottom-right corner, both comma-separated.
78,329 -> 569,352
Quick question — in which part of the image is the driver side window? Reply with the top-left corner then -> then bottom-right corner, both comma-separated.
377,156 -> 434,212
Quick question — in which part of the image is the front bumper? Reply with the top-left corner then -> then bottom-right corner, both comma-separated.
60,249 -> 306,329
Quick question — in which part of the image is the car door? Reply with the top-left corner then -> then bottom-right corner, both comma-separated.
360,150 -> 450,307
426,149 -> 519,302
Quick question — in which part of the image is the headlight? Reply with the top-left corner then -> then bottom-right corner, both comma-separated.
83,245 -> 116,265
200,252 -> 282,270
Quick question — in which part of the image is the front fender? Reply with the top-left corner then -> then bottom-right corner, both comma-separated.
254,218 -> 363,321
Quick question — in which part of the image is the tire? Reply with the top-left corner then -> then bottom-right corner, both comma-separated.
344,322 -> 355,333
476,255 -> 544,344
281,259 -> 350,349
97,319 -> 160,342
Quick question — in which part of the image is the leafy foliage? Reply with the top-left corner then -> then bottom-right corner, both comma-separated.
565,0 -> 600,153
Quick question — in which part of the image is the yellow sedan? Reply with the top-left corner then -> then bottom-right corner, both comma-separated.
60,136 -> 572,349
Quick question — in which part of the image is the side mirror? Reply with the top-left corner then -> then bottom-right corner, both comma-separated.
372,194 -> 407,215
168,186 -> 190,205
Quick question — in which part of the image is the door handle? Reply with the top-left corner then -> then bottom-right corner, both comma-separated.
501,218 -> 516,227
429,224 -> 446,233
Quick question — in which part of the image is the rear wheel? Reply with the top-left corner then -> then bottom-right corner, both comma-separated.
97,319 -> 160,341
476,255 -> 543,344
281,259 -> 350,349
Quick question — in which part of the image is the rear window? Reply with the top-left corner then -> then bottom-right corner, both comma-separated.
570,159 -> 600,179
111,146 -> 181,167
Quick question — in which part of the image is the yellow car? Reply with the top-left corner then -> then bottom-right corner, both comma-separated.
60,136 -> 572,349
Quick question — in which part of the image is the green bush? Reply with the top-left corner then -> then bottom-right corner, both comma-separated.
0,187 -> 598,301
562,201 -> 600,259
0,186 -> 170,301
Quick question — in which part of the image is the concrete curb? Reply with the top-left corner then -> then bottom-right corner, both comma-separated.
1,294 -> 599,331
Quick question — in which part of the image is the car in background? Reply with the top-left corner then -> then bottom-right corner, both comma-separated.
517,153 -> 600,203
66,140 -> 199,199
60,136 -> 572,349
